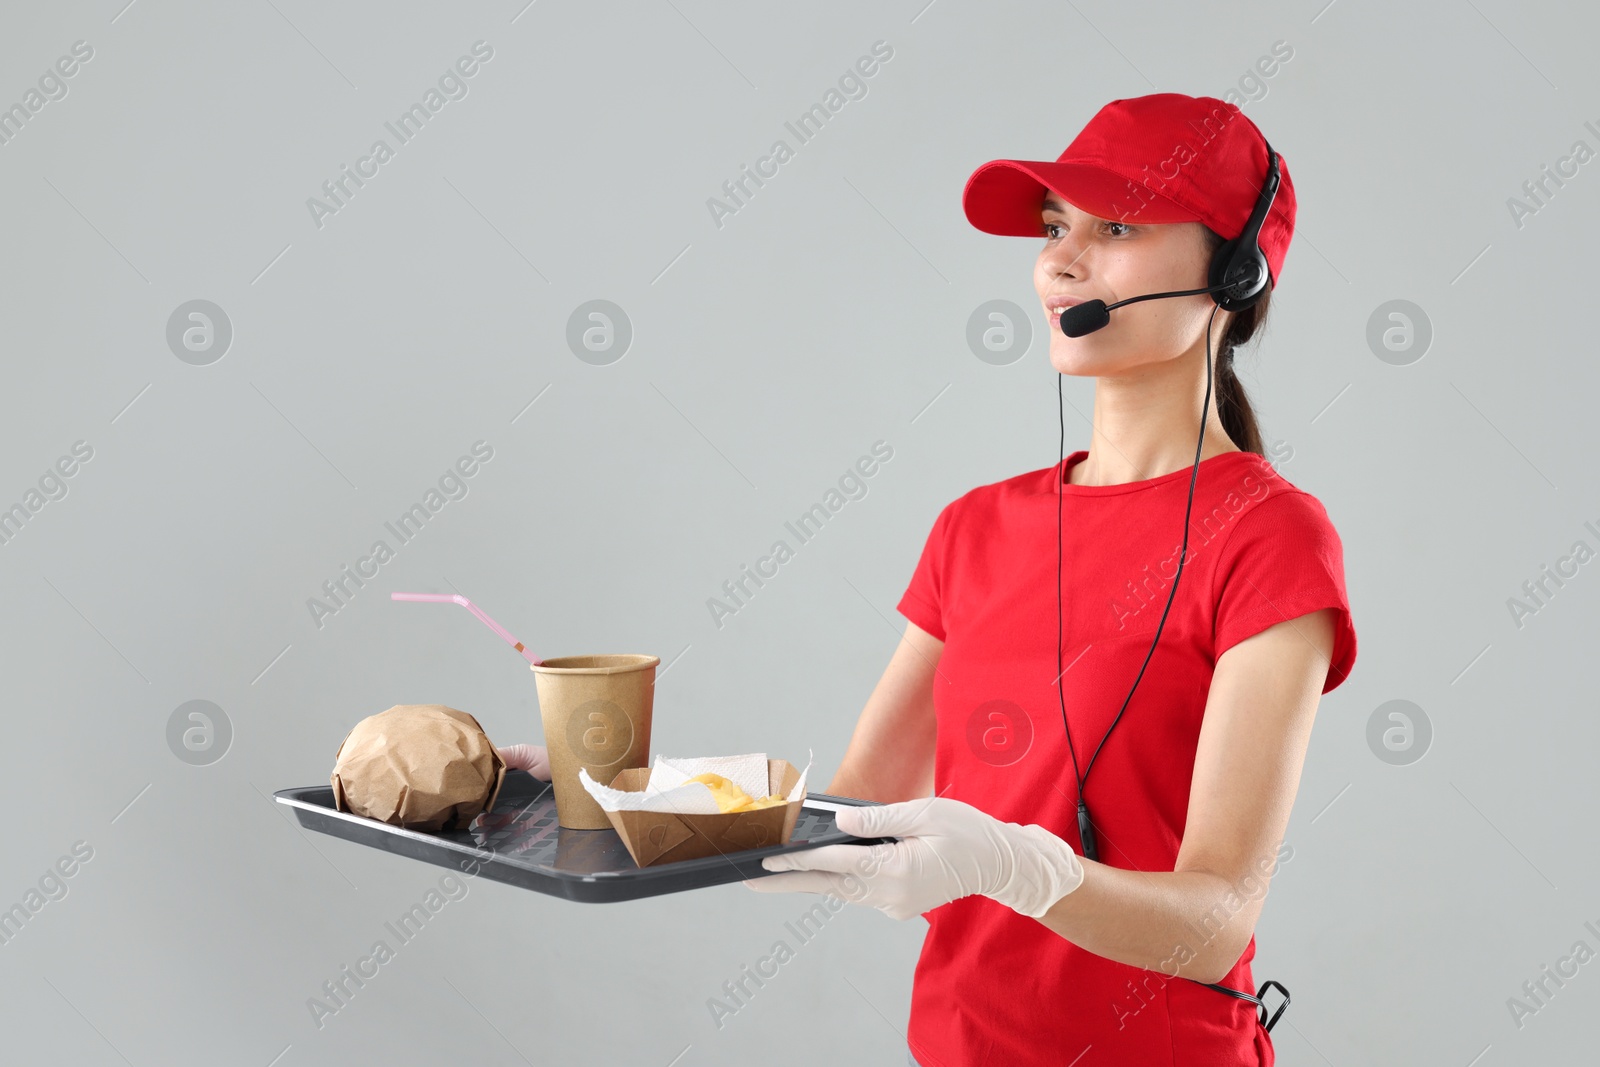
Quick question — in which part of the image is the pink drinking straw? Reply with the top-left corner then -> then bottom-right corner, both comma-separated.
390,592 -> 543,666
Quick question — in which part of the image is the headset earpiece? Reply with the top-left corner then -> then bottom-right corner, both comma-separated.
1206,238 -> 1269,312
1205,142 -> 1280,314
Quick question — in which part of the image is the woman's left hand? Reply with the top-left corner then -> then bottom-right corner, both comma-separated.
742,796 -> 1086,921
497,743 -> 551,781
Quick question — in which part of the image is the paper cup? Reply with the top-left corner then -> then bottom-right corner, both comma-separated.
531,654 -> 659,829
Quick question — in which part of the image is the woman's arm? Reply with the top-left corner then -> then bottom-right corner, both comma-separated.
1032,608 -> 1338,985
824,621 -> 943,804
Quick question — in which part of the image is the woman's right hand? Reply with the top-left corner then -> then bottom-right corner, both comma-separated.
497,743 -> 551,781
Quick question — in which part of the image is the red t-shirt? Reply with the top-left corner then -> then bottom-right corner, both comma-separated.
897,449 -> 1357,1067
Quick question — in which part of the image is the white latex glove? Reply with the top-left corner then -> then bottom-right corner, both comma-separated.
496,743 -> 551,781
743,796 -> 1085,921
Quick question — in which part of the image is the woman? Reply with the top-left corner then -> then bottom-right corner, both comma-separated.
502,91 -> 1355,1066
741,93 -> 1358,1066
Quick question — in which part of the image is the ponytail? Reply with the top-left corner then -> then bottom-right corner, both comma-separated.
1202,226 -> 1271,457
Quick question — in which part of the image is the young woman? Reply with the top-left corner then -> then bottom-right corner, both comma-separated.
743,93 -> 1358,1066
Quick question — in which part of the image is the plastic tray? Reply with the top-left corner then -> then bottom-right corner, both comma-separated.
273,770 -> 894,903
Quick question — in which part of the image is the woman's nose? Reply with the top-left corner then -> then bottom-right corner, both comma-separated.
1041,234 -> 1092,279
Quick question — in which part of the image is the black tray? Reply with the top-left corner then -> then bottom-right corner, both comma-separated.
273,770 -> 894,903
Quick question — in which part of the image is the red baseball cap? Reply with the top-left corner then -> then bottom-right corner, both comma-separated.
962,93 -> 1296,288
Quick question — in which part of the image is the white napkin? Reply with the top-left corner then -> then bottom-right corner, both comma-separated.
578,749 -> 813,814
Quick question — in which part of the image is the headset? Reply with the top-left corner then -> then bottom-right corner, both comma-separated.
1051,141 -> 1290,1034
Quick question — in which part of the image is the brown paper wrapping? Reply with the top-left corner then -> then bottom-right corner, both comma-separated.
330,704 -> 507,832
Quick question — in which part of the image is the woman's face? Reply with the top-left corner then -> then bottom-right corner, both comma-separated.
1034,194 -> 1229,377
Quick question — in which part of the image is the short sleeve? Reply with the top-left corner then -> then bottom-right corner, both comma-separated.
1212,491 -> 1357,694
896,499 -> 957,641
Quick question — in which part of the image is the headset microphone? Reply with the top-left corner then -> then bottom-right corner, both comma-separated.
1057,275 -> 1259,338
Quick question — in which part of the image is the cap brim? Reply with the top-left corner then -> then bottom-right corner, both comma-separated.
963,159 -> 1201,236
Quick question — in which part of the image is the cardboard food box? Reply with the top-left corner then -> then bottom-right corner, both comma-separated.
601,759 -> 805,867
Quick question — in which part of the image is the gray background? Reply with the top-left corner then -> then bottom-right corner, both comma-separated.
0,0 -> 1591,1064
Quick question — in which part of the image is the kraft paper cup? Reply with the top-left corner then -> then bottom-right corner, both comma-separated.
531,654 -> 659,829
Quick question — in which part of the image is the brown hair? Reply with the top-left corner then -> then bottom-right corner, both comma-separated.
1200,225 -> 1271,456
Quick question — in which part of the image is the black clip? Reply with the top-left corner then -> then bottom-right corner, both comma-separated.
1255,979 -> 1289,1033
1076,801 -> 1098,863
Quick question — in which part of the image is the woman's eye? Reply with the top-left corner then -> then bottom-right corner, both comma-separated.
1042,221 -> 1130,240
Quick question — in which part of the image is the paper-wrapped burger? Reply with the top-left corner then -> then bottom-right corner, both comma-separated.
330,704 -> 507,832
580,751 -> 813,867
